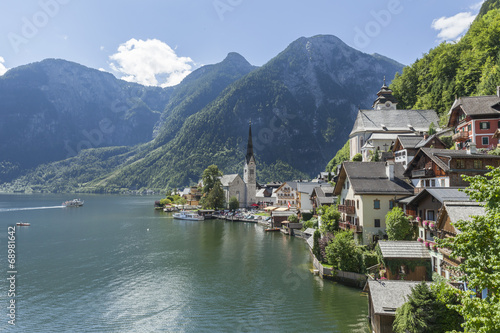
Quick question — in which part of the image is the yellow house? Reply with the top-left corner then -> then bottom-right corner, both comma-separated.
333,161 -> 414,245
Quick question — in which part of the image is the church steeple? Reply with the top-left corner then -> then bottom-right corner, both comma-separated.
245,121 -> 255,164
372,77 -> 398,110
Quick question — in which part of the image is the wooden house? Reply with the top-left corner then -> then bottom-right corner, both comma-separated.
377,241 -> 431,281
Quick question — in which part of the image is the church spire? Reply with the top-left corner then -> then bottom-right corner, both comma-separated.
246,120 -> 254,164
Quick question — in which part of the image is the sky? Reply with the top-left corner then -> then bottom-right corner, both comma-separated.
0,0 -> 485,87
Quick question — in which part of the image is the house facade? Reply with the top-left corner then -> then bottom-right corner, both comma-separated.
448,90 -> 500,150
333,161 -> 414,245
393,134 -> 446,169
403,146 -> 500,191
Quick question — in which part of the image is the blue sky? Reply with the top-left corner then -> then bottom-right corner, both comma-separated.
0,0 -> 485,87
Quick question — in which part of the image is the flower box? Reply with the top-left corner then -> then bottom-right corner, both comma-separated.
422,220 -> 429,228
424,241 -> 430,247
416,216 -> 421,223
417,237 -> 423,243
432,245 -> 438,251
429,222 -> 435,229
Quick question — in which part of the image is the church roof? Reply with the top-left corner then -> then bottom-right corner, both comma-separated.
350,109 -> 439,137
246,122 -> 255,164
220,174 -> 240,186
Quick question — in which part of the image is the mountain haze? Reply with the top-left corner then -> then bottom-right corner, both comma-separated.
1,35 -> 404,193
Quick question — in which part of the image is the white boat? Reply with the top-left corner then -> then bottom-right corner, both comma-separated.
62,199 -> 84,207
173,211 -> 204,221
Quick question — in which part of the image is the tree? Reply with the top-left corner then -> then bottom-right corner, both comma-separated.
288,214 -> 298,223
312,230 -> 322,261
200,165 -> 225,209
228,196 -> 239,210
428,122 -> 436,136
325,230 -> 363,273
352,153 -> 362,162
393,282 -> 441,333
437,166 -> 500,332
319,205 -> 341,233
326,140 -> 350,172
370,147 -> 380,162
385,207 -> 414,240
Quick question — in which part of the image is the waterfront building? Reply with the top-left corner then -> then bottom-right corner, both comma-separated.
377,241 -> 431,281
333,161 -> 414,245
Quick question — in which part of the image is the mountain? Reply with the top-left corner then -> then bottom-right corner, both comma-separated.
0,59 -> 171,182
390,3 -> 500,124
1,35 -> 404,193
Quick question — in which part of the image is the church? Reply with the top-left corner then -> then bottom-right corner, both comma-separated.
220,122 -> 257,208
349,80 -> 440,161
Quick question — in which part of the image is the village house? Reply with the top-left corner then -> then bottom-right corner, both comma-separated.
367,280 -> 430,333
333,161 -> 414,245
181,186 -> 202,206
393,134 -> 446,169
349,81 -> 440,161
403,145 -> 500,191
436,201 -> 485,285
448,88 -> 500,150
377,241 -> 431,281
309,184 -> 335,214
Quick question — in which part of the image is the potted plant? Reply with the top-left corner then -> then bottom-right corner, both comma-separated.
432,244 -> 438,251
417,237 -> 423,243
429,222 -> 436,229
424,241 -> 430,248
416,216 -> 421,223
422,220 -> 429,228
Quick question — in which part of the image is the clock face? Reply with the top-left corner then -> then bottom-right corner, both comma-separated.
385,101 -> 391,107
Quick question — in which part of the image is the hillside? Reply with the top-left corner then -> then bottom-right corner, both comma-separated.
1,35 -> 404,193
390,4 -> 500,124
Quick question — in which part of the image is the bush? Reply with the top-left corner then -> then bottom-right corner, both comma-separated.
325,230 -> 364,273
301,212 -> 313,221
302,218 -> 318,230
288,214 -> 298,223
363,251 -> 379,270
352,153 -> 362,162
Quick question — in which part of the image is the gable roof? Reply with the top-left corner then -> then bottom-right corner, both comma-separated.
334,162 -> 414,196
394,135 -> 425,150
368,280 -> 429,316
378,241 -> 431,260
404,147 -> 500,176
220,174 -> 240,187
407,188 -> 469,206
350,109 -> 439,137
450,95 -> 500,116
437,201 -> 485,235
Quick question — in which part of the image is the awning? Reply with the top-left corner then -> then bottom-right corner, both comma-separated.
275,207 -> 289,211
264,206 -> 278,211
251,203 -> 259,207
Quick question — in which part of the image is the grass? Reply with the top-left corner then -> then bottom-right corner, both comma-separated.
254,212 -> 270,217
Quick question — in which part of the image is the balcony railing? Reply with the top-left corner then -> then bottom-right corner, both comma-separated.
339,221 -> 363,233
411,169 -> 435,178
452,131 -> 469,142
338,204 -> 355,214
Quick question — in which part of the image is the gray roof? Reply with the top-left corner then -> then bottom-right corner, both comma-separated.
368,280 -> 429,315
443,201 -> 485,224
378,241 -> 431,259
339,162 -> 414,195
303,228 -> 316,236
407,188 -> 469,206
306,235 -> 314,249
396,135 -> 425,149
450,95 -> 500,117
350,109 -> 439,136
317,196 -> 336,205
220,174 -> 240,186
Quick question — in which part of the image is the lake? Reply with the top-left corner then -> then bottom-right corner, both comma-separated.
0,194 -> 369,332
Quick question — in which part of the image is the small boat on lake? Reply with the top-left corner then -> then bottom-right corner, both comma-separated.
62,199 -> 84,207
173,211 -> 204,221
16,222 -> 30,226
265,227 -> 280,232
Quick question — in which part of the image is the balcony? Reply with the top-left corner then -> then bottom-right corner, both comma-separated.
411,169 -> 435,178
339,221 -> 363,233
452,131 -> 469,142
338,204 -> 355,214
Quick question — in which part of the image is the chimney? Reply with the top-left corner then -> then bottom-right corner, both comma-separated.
423,133 -> 429,140
497,86 -> 500,97
466,142 -> 477,155
386,160 -> 395,180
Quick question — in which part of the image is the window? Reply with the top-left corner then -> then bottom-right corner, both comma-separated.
374,199 -> 380,209
389,200 -> 394,209
456,159 -> 466,169
427,210 -> 435,221
474,160 -> 483,169
431,179 -> 436,187
482,136 -> 489,146
468,124 -> 472,132
357,200 -> 359,209
480,122 -> 490,130
374,219 -> 381,227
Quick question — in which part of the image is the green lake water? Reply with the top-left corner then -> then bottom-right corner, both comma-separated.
0,194 -> 369,332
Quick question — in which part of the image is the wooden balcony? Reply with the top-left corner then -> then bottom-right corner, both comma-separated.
339,221 -> 363,233
338,204 -> 355,214
411,169 -> 435,178
452,131 -> 469,142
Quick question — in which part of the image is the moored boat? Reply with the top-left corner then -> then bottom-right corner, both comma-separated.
16,222 -> 30,226
173,211 -> 204,221
62,199 -> 84,207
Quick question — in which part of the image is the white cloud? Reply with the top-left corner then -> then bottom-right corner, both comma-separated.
109,38 -> 194,87
431,12 -> 476,41
0,57 -> 8,76
470,1 -> 485,11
